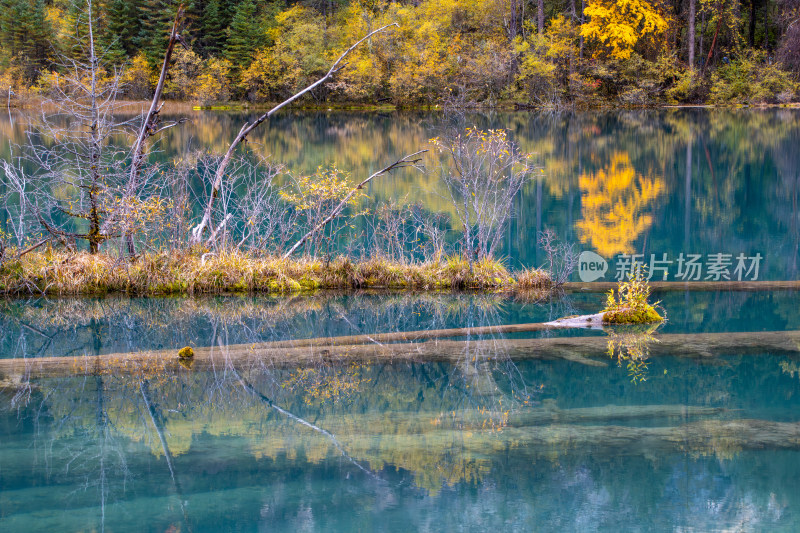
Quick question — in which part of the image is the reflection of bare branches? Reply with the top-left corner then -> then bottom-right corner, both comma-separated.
232,367 -> 384,483
0,293 -> 521,360
139,379 -> 192,532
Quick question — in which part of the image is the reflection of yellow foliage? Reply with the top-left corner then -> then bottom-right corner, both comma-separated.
780,360 -> 800,379
606,323 -> 660,383
282,363 -> 371,406
683,420 -> 743,461
576,152 -> 664,256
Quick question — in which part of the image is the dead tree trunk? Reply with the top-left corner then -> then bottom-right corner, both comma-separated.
125,7 -> 188,257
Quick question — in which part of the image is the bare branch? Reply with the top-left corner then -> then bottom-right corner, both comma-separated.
125,6 -> 187,256
283,150 -> 427,258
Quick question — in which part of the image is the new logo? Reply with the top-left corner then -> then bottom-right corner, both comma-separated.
578,251 -> 608,282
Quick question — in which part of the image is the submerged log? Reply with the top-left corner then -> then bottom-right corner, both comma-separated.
313,404 -> 729,430
248,321 -> 556,349
2,329 -> 800,380
335,418 -> 800,456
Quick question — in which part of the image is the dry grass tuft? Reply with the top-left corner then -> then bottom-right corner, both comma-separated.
0,249 -> 559,296
515,268 -> 553,290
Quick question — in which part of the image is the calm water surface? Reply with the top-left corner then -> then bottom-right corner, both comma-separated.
1,291 -> 800,531
2,108 -> 800,530
1,108 -> 799,278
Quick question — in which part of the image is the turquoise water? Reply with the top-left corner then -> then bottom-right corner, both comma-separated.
2,108 -> 800,530
2,291 -> 800,531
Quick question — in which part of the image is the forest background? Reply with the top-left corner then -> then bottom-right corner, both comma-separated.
1,0 -> 799,107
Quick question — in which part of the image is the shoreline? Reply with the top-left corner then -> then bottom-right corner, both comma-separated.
8,97 -> 800,114
0,249 -> 796,298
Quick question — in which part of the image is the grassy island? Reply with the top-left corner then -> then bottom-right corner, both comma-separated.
0,249 -> 554,296
601,267 -> 664,325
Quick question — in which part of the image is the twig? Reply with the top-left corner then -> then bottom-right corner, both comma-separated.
17,238 -> 51,258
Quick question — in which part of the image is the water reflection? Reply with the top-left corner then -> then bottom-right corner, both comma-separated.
4,324 -> 800,531
576,152 -> 665,256
2,108 -> 800,277
605,323 -> 661,383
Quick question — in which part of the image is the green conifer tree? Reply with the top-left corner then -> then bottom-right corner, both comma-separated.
0,0 -> 53,82
198,0 -> 227,57
224,0 -> 261,78
105,0 -> 143,59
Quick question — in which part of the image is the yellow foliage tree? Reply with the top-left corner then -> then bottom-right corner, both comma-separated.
514,15 -> 581,104
240,5 -> 328,101
120,53 -> 155,99
576,152 -> 665,256
280,164 -> 366,256
193,57 -> 232,104
581,0 -> 668,59
333,0 -> 512,104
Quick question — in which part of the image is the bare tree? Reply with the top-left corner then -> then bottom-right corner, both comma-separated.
432,128 -> 537,262
0,1 -> 188,256
0,0 -> 135,254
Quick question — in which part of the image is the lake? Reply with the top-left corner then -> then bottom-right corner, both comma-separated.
1,108 -> 800,531
2,291 -> 800,531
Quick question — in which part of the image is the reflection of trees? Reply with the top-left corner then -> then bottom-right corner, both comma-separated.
4,294 -> 544,498
0,293 -> 517,361
605,323 -> 660,383
5,318 -> 800,528
576,152 -> 665,256
3,108 -> 800,275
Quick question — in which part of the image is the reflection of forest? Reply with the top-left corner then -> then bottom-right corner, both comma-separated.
3,289 -> 800,361
3,290 -> 800,529
4,336 -> 800,530
2,108 -> 799,275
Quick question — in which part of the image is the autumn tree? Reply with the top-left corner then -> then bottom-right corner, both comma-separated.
581,0 -> 669,59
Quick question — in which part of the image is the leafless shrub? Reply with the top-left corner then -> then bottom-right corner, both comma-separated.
368,197 -> 414,263
185,152 -> 296,253
538,228 -> 579,287
432,127 -> 537,262
413,207 -> 450,262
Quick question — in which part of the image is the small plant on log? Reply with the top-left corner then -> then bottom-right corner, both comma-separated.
602,266 -> 663,324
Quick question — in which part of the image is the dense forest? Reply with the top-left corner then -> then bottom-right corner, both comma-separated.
1,0 -> 799,106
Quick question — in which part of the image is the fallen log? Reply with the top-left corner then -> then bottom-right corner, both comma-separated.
332,418 -> 800,456
2,330 -> 800,380
307,404 -> 729,430
242,321 -> 557,349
